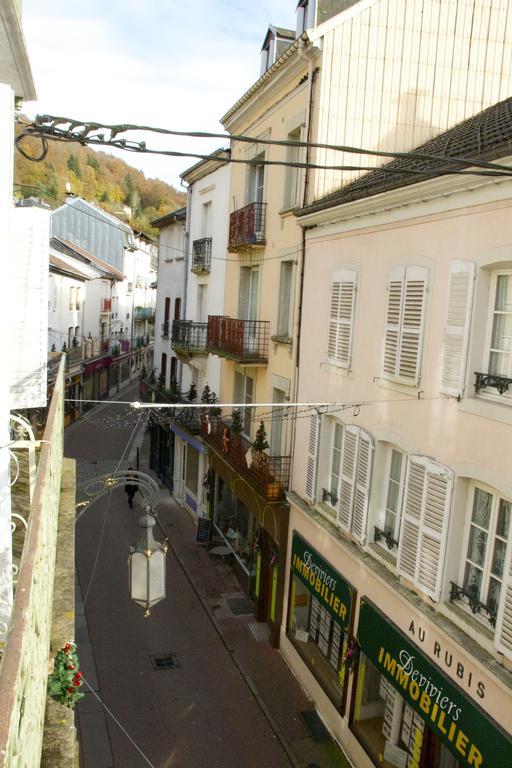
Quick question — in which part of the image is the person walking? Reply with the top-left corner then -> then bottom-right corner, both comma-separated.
124,467 -> 138,509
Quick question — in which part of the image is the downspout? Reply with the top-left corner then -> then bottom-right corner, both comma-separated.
289,38 -> 317,491
180,179 -> 191,389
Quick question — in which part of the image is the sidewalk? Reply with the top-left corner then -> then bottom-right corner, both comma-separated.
144,434 -> 353,768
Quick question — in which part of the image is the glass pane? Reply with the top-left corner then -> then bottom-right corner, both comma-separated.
491,539 -> 507,579
494,274 -> 512,312
471,488 -> 492,528
497,499 -> 511,537
466,526 -> 488,566
463,562 -> 483,598
389,449 -> 402,482
334,424 -> 343,451
489,351 -> 509,376
487,577 -> 502,616
384,508 -> 396,534
490,313 -> 512,352
386,478 -> 399,514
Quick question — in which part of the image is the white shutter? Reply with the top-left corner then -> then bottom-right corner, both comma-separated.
8,207 -> 50,408
327,270 -> 356,367
336,426 -> 357,532
238,267 -> 250,319
397,456 -> 453,601
382,267 -> 427,385
440,260 -> 475,397
305,411 -> 321,501
352,429 -> 373,544
495,542 -> 512,658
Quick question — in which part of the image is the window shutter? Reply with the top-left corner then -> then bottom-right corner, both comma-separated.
305,412 -> 321,502
352,429 -> 373,545
495,543 -> 512,658
337,426 -> 357,532
397,456 -> 453,601
327,270 -> 356,367
382,267 -> 427,385
440,260 -> 475,397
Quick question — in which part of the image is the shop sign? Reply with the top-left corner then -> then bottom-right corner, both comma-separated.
291,532 -> 354,633
358,600 -> 512,768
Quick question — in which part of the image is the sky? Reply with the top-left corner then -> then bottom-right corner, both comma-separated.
22,0 -> 297,189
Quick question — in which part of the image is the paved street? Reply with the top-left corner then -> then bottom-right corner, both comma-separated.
67,388 -> 352,768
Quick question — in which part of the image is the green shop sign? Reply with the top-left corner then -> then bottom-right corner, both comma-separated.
291,532 -> 354,633
358,599 -> 512,768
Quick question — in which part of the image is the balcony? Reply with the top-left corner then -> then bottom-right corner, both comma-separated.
191,238 -> 212,273
475,371 -> 512,396
202,418 -> 291,500
172,320 -> 208,356
207,316 -> 269,364
100,298 -> 112,314
229,202 -> 266,250
449,581 -> 497,627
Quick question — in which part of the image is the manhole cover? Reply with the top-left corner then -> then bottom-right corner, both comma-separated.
149,653 -> 180,670
299,710 -> 330,742
227,596 -> 253,615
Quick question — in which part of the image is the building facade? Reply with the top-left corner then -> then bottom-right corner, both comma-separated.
282,99 -> 512,768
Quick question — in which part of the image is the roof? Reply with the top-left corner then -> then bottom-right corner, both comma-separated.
49,250 -> 93,281
151,206 -> 187,228
180,148 -> 231,185
0,0 -> 36,99
52,237 -> 126,280
298,96 -> 512,217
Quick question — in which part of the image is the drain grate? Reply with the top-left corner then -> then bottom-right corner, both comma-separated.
149,653 -> 180,671
299,710 -> 331,742
248,622 -> 271,642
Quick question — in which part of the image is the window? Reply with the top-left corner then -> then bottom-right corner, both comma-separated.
170,356 -> 177,382
397,457 -> 453,601
197,284 -> 207,323
68,286 -> 74,310
164,296 -> 170,324
327,270 -> 357,367
161,352 -> 167,383
479,271 -> 512,398
382,266 -> 428,385
283,126 -> 303,210
75,286 -> 81,310
201,201 -> 212,237
276,261 -> 293,337
270,388 -> 286,456
376,448 -> 406,553
326,423 -> 343,510
245,153 -> 265,204
440,260 -> 475,397
174,297 -> 181,320
463,486 -> 510,620
234,371 -> 254,437
127,282 -> 133,293
239,266 -> 259,321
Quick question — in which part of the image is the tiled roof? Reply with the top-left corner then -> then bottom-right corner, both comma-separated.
52,237 -> 126,280
298,96 -> 512,216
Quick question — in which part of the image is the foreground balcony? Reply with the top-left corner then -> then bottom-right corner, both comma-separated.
229,202 -> 266,250
207,316 -> 269,364
202,418 -> 291,500
191,238 -> 212,273
172,320 -> 208,356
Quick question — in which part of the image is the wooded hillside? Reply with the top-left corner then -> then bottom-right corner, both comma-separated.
14,124 -> 186,235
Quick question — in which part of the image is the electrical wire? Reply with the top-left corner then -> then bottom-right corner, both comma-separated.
18,113 -> 512,174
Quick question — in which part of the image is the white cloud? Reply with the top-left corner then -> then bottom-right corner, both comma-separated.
21,1 -> 299,187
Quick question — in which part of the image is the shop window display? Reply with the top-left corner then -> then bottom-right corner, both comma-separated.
213,476 -> 255,574
352,654 -> 461,768
287,573 -> 347,708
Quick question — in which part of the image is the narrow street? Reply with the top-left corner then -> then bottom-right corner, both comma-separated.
66,390 -> 351,768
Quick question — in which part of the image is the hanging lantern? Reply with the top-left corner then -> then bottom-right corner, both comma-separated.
129,508 -> 167,617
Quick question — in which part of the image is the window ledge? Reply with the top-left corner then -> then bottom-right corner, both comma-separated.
458,394 -> 512,426
271,334 -> 293,346
376,375 -> 421,397
321,361 -> 351,376
368,542 -> 397,570
278,206 -> 298,218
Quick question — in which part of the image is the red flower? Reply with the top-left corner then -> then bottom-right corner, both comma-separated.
63,643 -> 73,652
73,672 -> 83,686
68,664 -> 75,670
66,687 -> 74,694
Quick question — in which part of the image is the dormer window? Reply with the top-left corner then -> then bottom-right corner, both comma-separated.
260,26 -> 295,75
296,0 -> 315,34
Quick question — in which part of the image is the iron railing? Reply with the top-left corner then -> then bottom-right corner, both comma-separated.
374,526 -> 399,550
202,418 -> 291,500
229,202 -> 266,249
475,371 -> 512,396
172,320 -> 208,355
192,238 -> 212,273
207,315 -> 269,363
449,581 -> 497,627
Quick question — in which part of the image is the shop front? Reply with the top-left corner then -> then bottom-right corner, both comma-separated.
172,423 -> 207,519
286,532 -> 355,711
209,451 -> 289,647
352,599 -> 512,768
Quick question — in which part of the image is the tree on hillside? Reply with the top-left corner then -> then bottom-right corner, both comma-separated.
67,153 -> 81,179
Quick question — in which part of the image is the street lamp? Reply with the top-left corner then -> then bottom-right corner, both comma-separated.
76,470 -> 169,616
129,506 -> 168,618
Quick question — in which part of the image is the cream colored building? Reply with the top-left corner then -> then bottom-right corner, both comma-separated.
283,98 -> 512,768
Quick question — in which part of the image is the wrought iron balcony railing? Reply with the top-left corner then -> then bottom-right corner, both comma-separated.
207,315 -> 269,364
202,418 -> 291,500
172,320 -> 208,356
475,371 -> 512,396
229,202 -> 266,250
192,238 -> 212,273
449,581 -> 497,627
322,488 -> 338,507
374,526 -> 399,550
